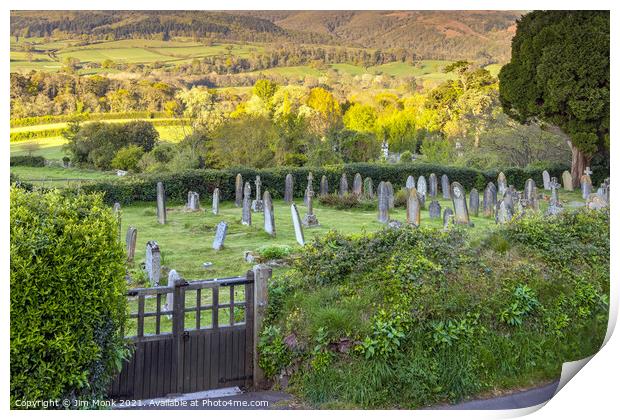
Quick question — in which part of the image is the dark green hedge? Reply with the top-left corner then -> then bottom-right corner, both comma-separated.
10,111 -> 170,128
10,128 -> 65,142
79,162 -> 609,205
10,155 -> 45,167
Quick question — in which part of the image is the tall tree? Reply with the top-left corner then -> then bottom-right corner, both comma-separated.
499,11 -> 609,186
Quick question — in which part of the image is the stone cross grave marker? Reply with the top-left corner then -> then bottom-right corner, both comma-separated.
429,200 -> 441,219
235,173 -> 243,207
284,173 -> 294,203
302,173 -> 319,227
469,188 -> 479,217
291,204 -> 305,246
125,227 -> 137,262
406,187 -> 421,226
145,240 -> 161,286
212,188 -> 220,215
547,177 -> 563,215
441,174 -> 451,199
242,182 -> 252,225
339,173 -> 349,197
212,221 -> 228,250
378,181 -> 389,224
581,167 -> 593,200
156,182 -> 166,224
252,176 -> 264,212
429,173 -> 438,198
451,182 -> 471,225
263,191 -> 276,236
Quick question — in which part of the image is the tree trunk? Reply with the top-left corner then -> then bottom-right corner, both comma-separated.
570,144 -> 590,189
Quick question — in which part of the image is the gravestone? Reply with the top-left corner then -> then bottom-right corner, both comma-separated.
586,193 -> 608,210
581,167 -> 593,200
497,172 -> 507,195
406,187 -> 421,226
417,191 -> 426,209
562,171 -> 573,191
212,188 -> 220,215
125,227 -> 137,262
113,202 -> 121,214
291,204 -> 305,246
496,200 -> 512,224
186,191 -> 200,211
503,189 -> 514,213
386,182 -> 395,209
156,182 -> 166,224
441,174 -> 451,199
377,181 -> 389,223
547,177 -> 563,215
320,175 -> 329,197
542,171 -> 551,190
145,240 -> 161,286
263,191 -> 276,236
429,200 -> 441,219
251,176 -> 264,212
165,269 -> 181,317
524,178 -> 536,202
212,221 -> 228,250
417,176 -> 427,200
363,177 -> 374,199
483,184 -> 495,217
443,208 -> 453,229
469,188 -> 479,217
450,182 -> 471,226
429,173 -> 438,197
487,182 -> 498,205
235,173 -> 243,207
302,173 -> 319,227
339,173 -> 349,197
242,182 -> 252,226
284,173 -> 294,203
352,173 -> 363,196
406,175 -> 416,190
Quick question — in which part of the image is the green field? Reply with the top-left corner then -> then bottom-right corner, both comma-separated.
10,166 -> 119,186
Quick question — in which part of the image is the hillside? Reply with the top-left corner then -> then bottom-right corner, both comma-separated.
11,10 -> 523,62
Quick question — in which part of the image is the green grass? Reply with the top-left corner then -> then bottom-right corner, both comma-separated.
10,166 -> 118,184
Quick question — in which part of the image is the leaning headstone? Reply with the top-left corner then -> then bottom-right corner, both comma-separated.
145,240 -> 161,286
469,188 -> 479,217
263,191 -> 276,236
562,171 -> 573,191
235,173 -> 243,207
483,184 -> 495,217
417,176 -> 427,200
251,176 -> 264,212
429,173 -> 438,198
212,221 -> 228,250
352,173 -> 363,196
542,171 -> 551,190
443,208 -> 453,229
212,188 -> 220,215
581,168 -> 593,200
406,175 -> 416,190
363,177 -> 374,199
406,187 -> 421,226
125,227 -> 137,262
386,182 -> 395,209
156,182 -> 166,224
186,191 -> 200,211
450,182 -> 471,226
497,172 -> 507,195
339,173 -> 349,197
165,269 -> 181,317
291,204 -> 305,246
429,200 -> 441,219
242,182 -> 252,226
284,174 -> 294,203
496,200 -> 512,224
441,174 -> 451,199
377,181 -> 389,223
320,175 -> 329,197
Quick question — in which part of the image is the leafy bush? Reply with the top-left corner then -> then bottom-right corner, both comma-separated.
10,155 -> 45,167
10,188 -> 128,407
111,145 -> 144,172
257,245 -> 293,260
260,209 -> 609,408
318,193 -> 375,210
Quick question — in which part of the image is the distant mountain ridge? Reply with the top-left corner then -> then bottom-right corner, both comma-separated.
10,10 -> 523,62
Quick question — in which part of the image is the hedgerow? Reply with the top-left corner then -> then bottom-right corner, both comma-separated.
10,155 -> 46,167
259,208 -> 609,408
10,188 -> 129,408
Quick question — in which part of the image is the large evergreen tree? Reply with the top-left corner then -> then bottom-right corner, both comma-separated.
499,11 -> 609,186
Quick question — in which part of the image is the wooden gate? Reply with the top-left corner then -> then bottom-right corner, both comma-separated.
109,271 -> 255,400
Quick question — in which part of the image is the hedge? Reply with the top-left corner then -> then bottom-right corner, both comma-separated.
10,128 -> 65,142
78,162 -> 610,205
10,155 -> 45,167
10,111 -> 170,128
10,187 -> 128,407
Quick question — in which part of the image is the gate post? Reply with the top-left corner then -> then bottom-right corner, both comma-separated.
252,264 -> 272,389
172,275 -> 187,394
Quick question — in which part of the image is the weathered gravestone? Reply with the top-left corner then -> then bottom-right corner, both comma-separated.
386,182 -> 395,209
284,173 -> 294,203
581,167 -> 593,200
441,174 -> 451,199
483,184 -> 495,217
429,200 -> 441,219
242,182 -> 252,226
291,204 -> 305,246
497,172 -> 507,195
186,191 -> 200,211
547,177 -> 563,215
406,187 -> 421,226
339,173 -> 349,197
363,177 -> 374,199
352,173 -> 363,196
429,173 -> 438,198
451,182 -> 471,226
125,227 -> 137,262
212,188 -> 220,215
212,221 -> 228,250
113,202 -> 121,214
524,178 -> 539,210
542,170 -> 551,190
165,269 -> 181,317
586,193 -> 608,210
145,240 -> 161,286
443,208 -> 453,229
263,191 -> 276,236
417,176 -> 427,201
156,182 -> 166,224
320,175 -> 329,197
252,176 -> 264,212
496,200 -> 512,224
235,173 -> 243,207
377,181 -> 389,223
302,173 -> 319,227
406,175 -> 416,190
562,171 -> 573,191
503,189 -> 514,213
469,188 -> 479,217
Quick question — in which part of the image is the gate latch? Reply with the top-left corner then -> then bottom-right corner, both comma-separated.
183,331 -> 190,341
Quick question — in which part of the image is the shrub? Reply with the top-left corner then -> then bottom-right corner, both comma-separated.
10,155 -> 45,167
10,188 -> 128,407
257,245 -> 293,261
399,150 -> 413,163
111,145 -> 144,172
318,193 -> 375,210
